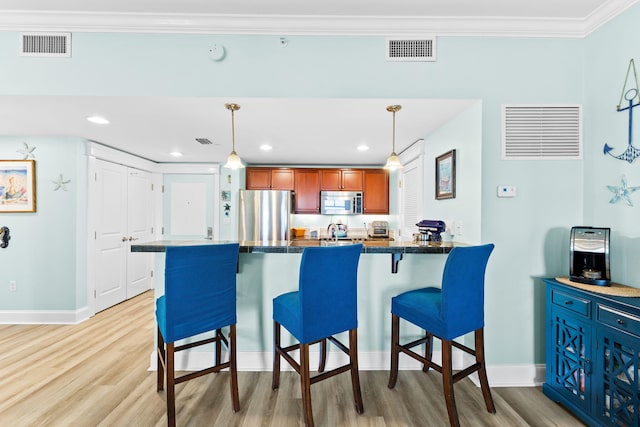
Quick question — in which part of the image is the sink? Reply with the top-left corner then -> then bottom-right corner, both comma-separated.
320,240 -> 359,247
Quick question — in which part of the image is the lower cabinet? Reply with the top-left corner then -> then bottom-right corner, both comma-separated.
543,278 -> 640,427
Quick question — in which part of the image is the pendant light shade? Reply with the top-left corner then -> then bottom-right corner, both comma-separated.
223,103 -> 244,169
384,105 -> 403,170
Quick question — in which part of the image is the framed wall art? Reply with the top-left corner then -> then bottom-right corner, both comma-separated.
435,149 -> 456,200
0,160 -> 36,212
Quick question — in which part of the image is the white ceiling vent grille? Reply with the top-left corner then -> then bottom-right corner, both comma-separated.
386,37 -> 436,62
502,105 -> 582,160
20,32 -> 71,57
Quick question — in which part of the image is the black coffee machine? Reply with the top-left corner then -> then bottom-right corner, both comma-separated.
569,226 -> 611,286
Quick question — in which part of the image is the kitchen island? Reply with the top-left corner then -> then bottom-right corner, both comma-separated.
131,239 -> 464,371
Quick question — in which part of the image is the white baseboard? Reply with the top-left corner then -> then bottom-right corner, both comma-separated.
149,349 -> 545,387
0,306 -> 91,324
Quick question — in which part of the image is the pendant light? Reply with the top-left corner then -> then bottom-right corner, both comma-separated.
223,102 -> 244,169
384,105 -> 403,170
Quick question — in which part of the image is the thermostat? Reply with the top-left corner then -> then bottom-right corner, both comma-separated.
497,185 -> 517,198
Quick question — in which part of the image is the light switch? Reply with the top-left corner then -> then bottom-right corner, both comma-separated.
497,185 -> 517,198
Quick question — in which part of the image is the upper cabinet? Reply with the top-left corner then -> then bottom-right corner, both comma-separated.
245,167 -> 388,214
320,169 -> 363,191
363,169 -> 389,214
294,169 -> 321,214
246,167 -> 294,190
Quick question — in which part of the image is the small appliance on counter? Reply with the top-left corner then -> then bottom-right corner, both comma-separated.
570,226 -> 611,286
368,221 -> 389,238
327,222 -> 348,238
415,220 -> 446,242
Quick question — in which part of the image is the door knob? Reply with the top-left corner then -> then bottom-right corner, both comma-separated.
121,236 -> 128,242
129,236 -> 139,241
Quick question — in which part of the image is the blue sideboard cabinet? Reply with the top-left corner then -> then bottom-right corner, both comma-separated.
543,278 -> 640,426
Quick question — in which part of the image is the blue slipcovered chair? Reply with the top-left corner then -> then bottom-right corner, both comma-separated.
272,244 -> 363,427
388,244 -> 495,427
156,243 -> 240,427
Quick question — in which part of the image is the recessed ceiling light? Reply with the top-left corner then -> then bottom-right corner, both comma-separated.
357,144 -> 370,151
169,151 -> 183,157
86,115 -> 110,125
260,144 -> 273,151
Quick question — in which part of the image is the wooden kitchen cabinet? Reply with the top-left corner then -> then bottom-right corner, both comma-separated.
363,169 -> 389,214
320,169 -> 363,191
294,169 -> 320,213
246,167 -> 294,190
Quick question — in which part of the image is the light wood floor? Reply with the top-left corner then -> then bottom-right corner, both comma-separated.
0,291 -> 585,426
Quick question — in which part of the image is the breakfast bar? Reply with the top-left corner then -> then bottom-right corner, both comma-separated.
132,239 -> 462,371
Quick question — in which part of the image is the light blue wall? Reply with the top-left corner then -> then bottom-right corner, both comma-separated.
422,101 -> 483,244
0,136 -> 86,310
584,7 -> 640,288
3,5 -> 639,364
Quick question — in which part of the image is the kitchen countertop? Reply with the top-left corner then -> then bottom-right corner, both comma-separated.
131,239 -> 459,254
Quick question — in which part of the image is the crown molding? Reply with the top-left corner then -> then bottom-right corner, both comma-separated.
0,1 -> 638,38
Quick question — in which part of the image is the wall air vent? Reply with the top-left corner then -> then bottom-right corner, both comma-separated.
386,37 -> 436,62
20,32 -> 71,57
502,105 -> 582,159
195,138 -> 213,145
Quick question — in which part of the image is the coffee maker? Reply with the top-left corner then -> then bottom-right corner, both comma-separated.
569,226 -> 611,286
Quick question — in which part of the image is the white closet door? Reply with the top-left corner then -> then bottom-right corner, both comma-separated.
126,169 -> 153,298
95,160 -> 127,312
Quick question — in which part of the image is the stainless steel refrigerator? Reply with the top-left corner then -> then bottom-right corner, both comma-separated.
238,190 -> 292,241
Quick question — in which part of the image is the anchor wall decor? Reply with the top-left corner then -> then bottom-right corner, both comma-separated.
603,59 -> 640,163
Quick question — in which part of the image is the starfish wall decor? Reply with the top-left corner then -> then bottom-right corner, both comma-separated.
17,142 -> 36,160
607,175 -> 640,206
52,174 -> 71,191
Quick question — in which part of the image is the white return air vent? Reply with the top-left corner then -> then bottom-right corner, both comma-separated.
386,37 -> 436,62
502,105 -> 582,159
20,32 -> 71,57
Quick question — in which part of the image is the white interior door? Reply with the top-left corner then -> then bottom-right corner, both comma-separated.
94,160 -> 154,312
95,160 -> 127,312
126,169 -> 153,298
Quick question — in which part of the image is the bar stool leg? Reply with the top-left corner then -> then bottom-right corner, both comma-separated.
229,325 -> 240,412
215,328 -> 222,366
441,340 -> 460,427
388,314 -> 400,388
475,328 -> 496,414
272,321 -> 281,390
157,326 -> 165,391
349,329 -> 364,413
423,332 -> 433,372
167,342 -> 176,427
318,339 -> 327,372
300,343 -> 314,427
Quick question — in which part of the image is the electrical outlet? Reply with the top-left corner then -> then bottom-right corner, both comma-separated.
9,280 -> 16,292
455,222 -> 463,236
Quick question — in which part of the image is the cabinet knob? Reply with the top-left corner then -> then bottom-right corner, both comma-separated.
564,300 -> 573,305
617,319 -> 624,325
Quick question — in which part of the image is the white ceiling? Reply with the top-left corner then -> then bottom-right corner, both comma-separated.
0,1 -> 636,165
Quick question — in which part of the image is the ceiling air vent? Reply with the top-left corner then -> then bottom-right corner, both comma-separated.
195,138 -> 214,145
386,37 -> 436,62
502,105 -> 582,160
20,32 -> 71,57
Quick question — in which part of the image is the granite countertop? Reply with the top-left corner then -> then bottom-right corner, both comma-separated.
131,239 -> 459,254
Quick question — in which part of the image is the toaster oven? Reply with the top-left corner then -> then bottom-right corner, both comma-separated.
368,221 -> 389,238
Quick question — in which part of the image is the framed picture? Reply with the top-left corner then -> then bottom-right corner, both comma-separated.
0,160 -> 36,212
435,149 -> 456,200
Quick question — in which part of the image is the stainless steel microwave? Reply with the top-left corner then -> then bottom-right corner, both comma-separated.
320,191 -> 363,215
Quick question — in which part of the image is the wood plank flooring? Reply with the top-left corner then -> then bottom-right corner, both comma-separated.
0,291 -> 585,426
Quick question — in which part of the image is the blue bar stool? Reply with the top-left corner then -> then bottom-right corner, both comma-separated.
388,244 -> 495,427
156,243 -> 240,427
272,244 -> 363,427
